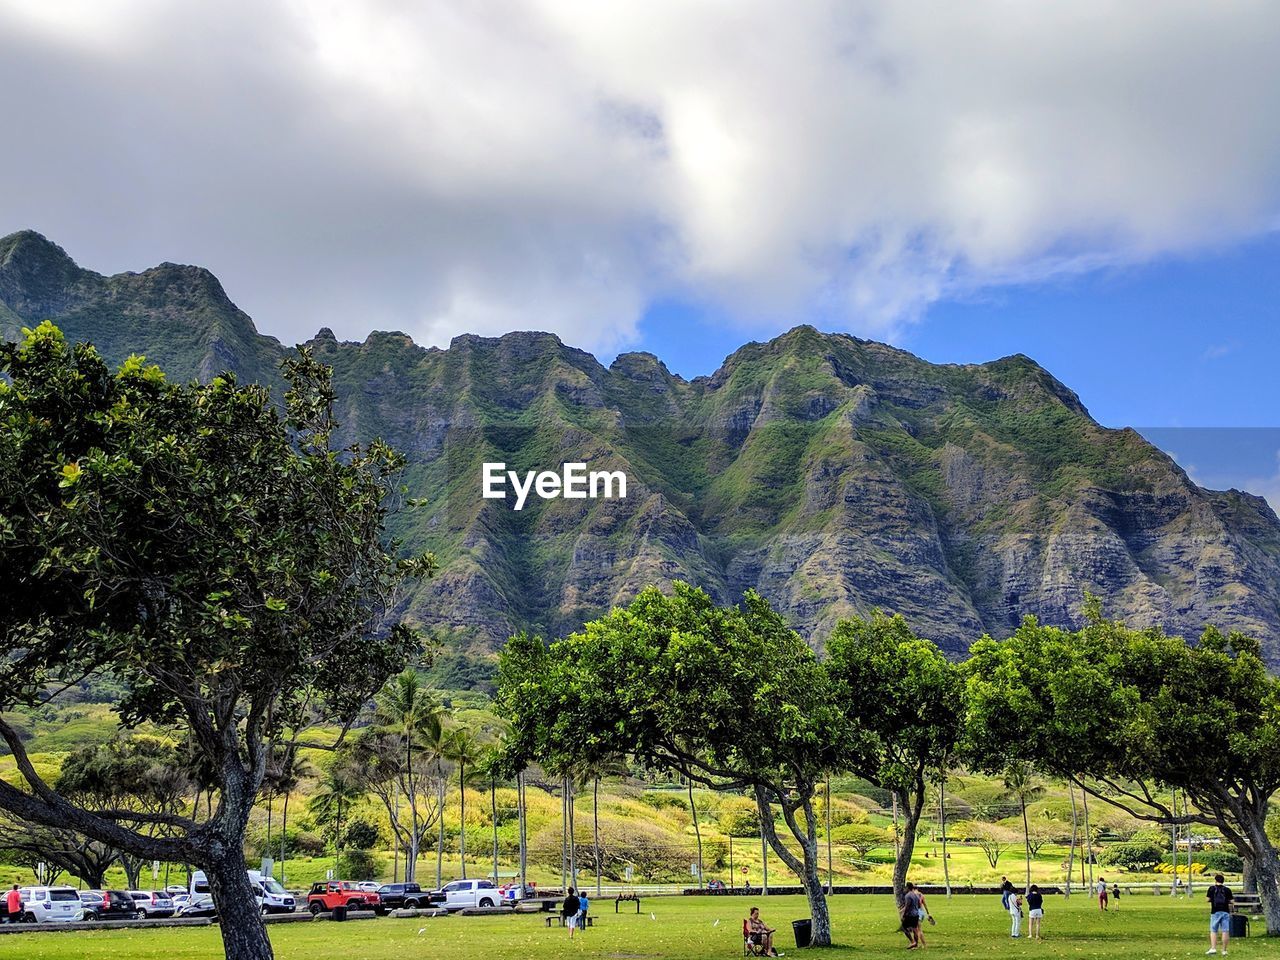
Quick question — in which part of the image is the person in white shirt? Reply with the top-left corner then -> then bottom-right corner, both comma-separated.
1008,890 -> 1023,938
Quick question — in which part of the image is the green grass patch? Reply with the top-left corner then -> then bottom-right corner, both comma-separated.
0,890 -> 1242,960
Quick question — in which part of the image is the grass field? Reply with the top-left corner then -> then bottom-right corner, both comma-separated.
0,891 -> 1261,960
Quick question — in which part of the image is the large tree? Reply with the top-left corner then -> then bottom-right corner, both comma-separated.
0,324 -> 434,960
825,611 -> 963,902
498,583 -> 866,947
964,606 -> 1280,934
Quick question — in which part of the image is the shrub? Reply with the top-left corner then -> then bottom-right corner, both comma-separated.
337,848 -> 380,880
343,819 -> 382,851
1098,841 -> 1164,870
1192,849 -> 1243,873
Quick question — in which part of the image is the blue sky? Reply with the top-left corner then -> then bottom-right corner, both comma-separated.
636,234 -> 1280,507
638,231 -> 1280,429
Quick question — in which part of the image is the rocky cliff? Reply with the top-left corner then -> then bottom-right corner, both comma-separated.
5,231 -> 1280,669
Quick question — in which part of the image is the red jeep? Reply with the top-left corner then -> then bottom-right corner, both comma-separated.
306,881 -> 383,916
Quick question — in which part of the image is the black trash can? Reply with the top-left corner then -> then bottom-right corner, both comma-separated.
332,905 -> 348,922
792,918 -> 812,948
1230,914 -> 1249,938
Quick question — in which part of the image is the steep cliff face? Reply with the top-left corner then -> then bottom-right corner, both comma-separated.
5,231 -> 1280,662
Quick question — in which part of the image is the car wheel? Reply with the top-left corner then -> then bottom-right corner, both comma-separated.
479,898 -> 494,908
405,898 -> 419,909
308,902 -> 323,916
137,909 -> 148,919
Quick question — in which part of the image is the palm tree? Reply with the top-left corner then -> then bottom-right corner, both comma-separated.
265,745 -> 315,884
370,670 -> 446,883
309,760 -> 362,877
444,725 -> 486,879
1003,761 -> 1044,893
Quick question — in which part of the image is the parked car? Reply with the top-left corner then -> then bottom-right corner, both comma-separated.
434,879 -> 501,912
170,893 -> 192,915
81,890 -> 140,922
125,890 -> 175,919
18,887 -> 85,923
306,880 -> 381,915
356,881 -> 380,894
375,882 -> 442,910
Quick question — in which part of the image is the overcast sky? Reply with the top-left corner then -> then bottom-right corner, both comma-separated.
4,0 -> 1280,356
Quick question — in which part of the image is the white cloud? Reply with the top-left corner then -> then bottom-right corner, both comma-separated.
2,1 -> 1280,353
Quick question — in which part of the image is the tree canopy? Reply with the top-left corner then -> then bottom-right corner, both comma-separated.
0,323 -> 434,960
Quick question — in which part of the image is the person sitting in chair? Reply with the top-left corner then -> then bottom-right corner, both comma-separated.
745,906 -> 781,957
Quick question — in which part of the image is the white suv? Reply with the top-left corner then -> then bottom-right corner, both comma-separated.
437,879 -> 500,912
18,886 -> 85,923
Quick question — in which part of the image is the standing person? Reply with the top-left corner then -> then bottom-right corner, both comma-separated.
1000,876 -> 1013,911
1026,884 -> 1044,941
561,886 -> 580,937
4,887 -> 20,924
1206,873 -> 1234,956
576,889 -> 590,932
900,882 -> 922,949
916,887 -> 934,948
1096,876 -> 1108,911
1009,887 -> 1023,939
1111,882 -> 1121,910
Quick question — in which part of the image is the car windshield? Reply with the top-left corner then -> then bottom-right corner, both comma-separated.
261,880 -> 287,895
340,882 -> 358,890
50,890 -> 80,902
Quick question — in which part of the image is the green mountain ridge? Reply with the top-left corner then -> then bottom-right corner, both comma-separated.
4,230 -> 1280,666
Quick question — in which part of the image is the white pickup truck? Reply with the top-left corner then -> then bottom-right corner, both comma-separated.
435,879 -> 502,911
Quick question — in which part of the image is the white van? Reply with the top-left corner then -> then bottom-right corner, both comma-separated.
17,886 -> 85,923
188,870 -> 296,916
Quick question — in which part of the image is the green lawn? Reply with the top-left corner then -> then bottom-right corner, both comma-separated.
0,891 -> 1260,960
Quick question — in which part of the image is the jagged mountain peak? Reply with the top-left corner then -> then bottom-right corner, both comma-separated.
4,234 -> 1279,669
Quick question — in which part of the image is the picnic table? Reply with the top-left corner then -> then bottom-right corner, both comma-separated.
615,893 -> 642,914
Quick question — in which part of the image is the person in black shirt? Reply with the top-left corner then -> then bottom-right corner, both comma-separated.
561,887 -> 580,937
1206,874 -> 1234,955
1026,885 -> 1044,941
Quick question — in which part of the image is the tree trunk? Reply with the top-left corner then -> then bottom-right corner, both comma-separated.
1020,795 -> 1031,894
517,772 -> 528,896
593,778 -> 601,897
568,778 -> 577,890
459,761 -> 467,879
123,855 -> 142,890
1065,782 -> 1077,898
435,774 -> 446,889
279,793 -> 290,885
891,786 -> 924,904
560,778 -> 568,891
1238,806 -> 1280,934
205,847 -> 273,960
688,779 -> 703,888
491,776 -> 499,886
938,771 -> 951,899
825,776 -> 833,895
754,785 -> 831,947
1080,784 -> 1094,889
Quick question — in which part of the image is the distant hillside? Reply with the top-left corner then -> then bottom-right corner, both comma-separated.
5,230 -> 1280,668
